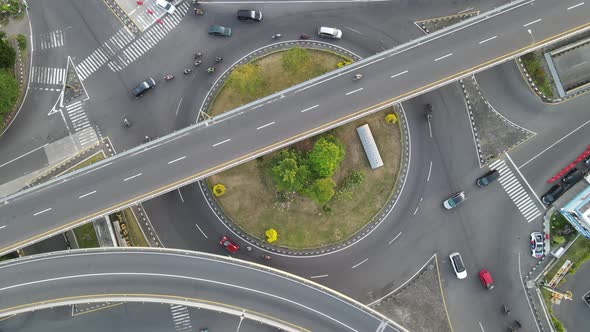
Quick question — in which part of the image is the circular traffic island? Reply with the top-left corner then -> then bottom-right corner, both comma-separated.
207,47 -> 403,250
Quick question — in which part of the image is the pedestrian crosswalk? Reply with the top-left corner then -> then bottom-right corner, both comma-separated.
76,28 -> 135,81
31,67 -> 66,85
489,159 -> 542,223
65,101 -> 98,149
169,304 -> 193,332
36,30 -> 65,50
108,2 -> 190,72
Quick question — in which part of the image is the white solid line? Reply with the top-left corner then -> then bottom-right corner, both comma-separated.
388,232 -> 402,245
212,139 -> 231,147
567,2 -> 584,10
33,208 -> 52,216
300,104 -> 319,113
78,191 -> 96,199
0,225 -> 5,230
175,98 -> 182,117
519,118 -> 590,168
194,223 -> 208,239
479,321 -> 485,332
168,156 -> 186,165
309,274 -> 329,279
345,88 -> 363,96
478,35 -> 498,44
0,144 -> 47,168
177,189 -> 184,203
351,258 -> 368,269
123,173 -> 142,182
518,252 -> 542,332
523,19 -> 542,27
434,53 -> 453,62
459,7 -> 474,13
427,161 -> 433,182
252,104 -> 264,110
505,153 -> 545,208
390,70 -> 408,79
256,121 -> 275,130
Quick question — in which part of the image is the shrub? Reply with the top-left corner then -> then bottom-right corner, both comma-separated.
337,60 -> 351,68
281,47 -> 311,74
552,235 -> 565,245
0,38 -> 15,68
307,135 -> 345,178
227,63 -> 264,97
0,68 -> 19,123
16,34 -> 25,50
212,184 -> 226,197
385,113 -> 397,124
335,170 -> 365,200
304,178 -> 335,205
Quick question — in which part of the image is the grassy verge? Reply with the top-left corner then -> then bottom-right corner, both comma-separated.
540,288 -> 566,332
550,212 -> 577,245
521,53 -> 554,98
545,236 -> 590,282
122,209 -> 149,247
72,223 -> 99,248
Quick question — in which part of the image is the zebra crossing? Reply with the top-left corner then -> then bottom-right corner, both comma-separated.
108,2 -> 190,72
65,101 -> 98,148
169,304 -> 193,332
36,30 -> 65,50
76,28 -> 135,81
31,67 -> 66,85
489,159 -> 542,223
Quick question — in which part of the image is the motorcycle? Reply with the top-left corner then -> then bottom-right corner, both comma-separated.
215,57 -> 223,63
300,34 -> 310,40
164,74 -> 174,81
194,8 -> 203,15
194,60 -> 202,66
353,74 -> 363,81
123,118 -> 131,128
207,67 -> 215,73
144,136 -> 151,143
183,68 -> 192,74
194,52 -> 203,59
425,103 -> 433,120
271,33 -> 282,40
502,305 -> 510,315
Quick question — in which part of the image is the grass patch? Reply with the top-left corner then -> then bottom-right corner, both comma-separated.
123,209 -> 148,247
550,212 -> 577,245
545,236 -> 590,282
72,222 -> 99,248
521,53 -> 554,98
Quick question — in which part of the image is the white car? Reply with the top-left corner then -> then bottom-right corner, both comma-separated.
318,26 -> 342,39
156,0 -> 176,15
449,252 -> 467,279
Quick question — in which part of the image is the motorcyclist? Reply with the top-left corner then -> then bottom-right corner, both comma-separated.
184,68 -> 192,74
123,118 -> 131,127
272,33 -> 282,39
144,136 -> 150,142
207,67 -> 215,73
354,73 -> 363,80
215,57 -> 223,63
194,60 -> 202,66
194,52 -> 202,58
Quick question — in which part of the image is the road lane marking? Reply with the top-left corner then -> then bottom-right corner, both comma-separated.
345,88 -> 363,96
459,7 -> 474,13
505,153 -> 545,209
0,225 -> 5,230
427,161 -> 432,182
523,19 -> 542,27
300,104 -> 319,113
175,98 -> 182,117
212,139 -> 231,147
390,70 -> 408,79
388,232 -> 402,245
478,35 -> 498,44
434,53 -> 453,62
123,173 -> 142,182
33,208 -> 52,216
194,223 -> 208,239
413,197 -> 423,216
309,274 -> 328,279
479,321 -> 485,331
428,118 -> 432,138
177,189 -> 184,203
78,191 -> 96,199
567,2 -> 584,10
518,252 -> 542,332
252,104 -> 264,110
0,144 -> 47,169
256,121 -> 275,130
351,258 -> 368,269
168,156 -> 186,165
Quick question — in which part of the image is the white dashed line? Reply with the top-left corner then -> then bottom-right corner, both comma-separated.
177,189 -> 184,203
523,19 -> 541,27
256,121 -> 275,130
123,173 -> 142,182
567,2 -> 584,10
300,104 -> 319,113
212,139 -> 231,147
427,161 -> 433,182
309,274 -> 329,279
168,156 -> 186,165
0,225 -> 5,230
478,35 -> 498,44
352,258 -> 368,269
388,232 -> 402,245
434,53 -> 453,62
195,223 -> 208,239
33,208 -> 52,216
390,70 -> 408,79
345,88 -> 363,96
78,191 -> 96,199
252,104 -> 264,110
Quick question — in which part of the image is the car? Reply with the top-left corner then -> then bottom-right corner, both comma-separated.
530,232 -> 544,259
156,0 -> 176,14
237,9 -> 263,21
317,26 -> 342,39
478,269 -> 494,290
562,168 -> 583,185
476,169 -> 500,187
542,184 -> 564,205
219,235 -> 239,253
443,191 -> 466,210
131,78 -> 156,97
208,25 -> 232,37
449,252 -> 467,279
585,154 -> 590,167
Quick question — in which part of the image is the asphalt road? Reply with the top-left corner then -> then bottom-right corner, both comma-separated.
0,248 -> 405,332
2,0 -> 589,255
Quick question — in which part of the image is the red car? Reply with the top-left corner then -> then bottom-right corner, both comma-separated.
479,269 -> 494,290
219,235 -> 239,253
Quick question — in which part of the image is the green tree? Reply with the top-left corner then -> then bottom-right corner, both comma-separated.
281,47 -> 311,74
0,39 -> 15,69
304,178 -> 335,205
552,235 -> 565,245
227,63 -> 264,97
307,135 -> 345,178
271,157 -> 310,192
0,69 -> 19,123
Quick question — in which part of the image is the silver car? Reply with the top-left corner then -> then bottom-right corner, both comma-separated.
443,191 -> 465,210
